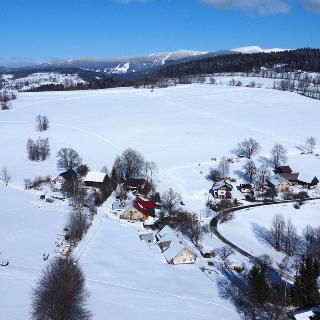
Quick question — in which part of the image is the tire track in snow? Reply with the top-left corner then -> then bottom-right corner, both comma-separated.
87,277 -> 236,313
53,122 -> 121,151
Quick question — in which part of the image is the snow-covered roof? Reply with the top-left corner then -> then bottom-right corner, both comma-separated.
162,240 -> 196,261
156,225 -> 196,261
211,181 -> 233,191
293,310 -> 315,320
156,225 -> 177,242
298,173 -> 317,183
268,174 -> 286,186
144,216 -> 158,226
84,171 -> 107,183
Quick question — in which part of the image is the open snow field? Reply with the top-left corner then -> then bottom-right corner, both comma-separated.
74,198 -> 240,320
1,83 -> 320,319
1,84 -> 320,211
0,184 -> 69,319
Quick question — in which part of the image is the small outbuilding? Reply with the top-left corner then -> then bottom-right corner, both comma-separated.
239,183 -> 253,193
139,233 -> 154,244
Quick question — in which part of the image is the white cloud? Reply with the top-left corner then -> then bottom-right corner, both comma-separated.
300,0 -> 320,13
200,0 -> 291,15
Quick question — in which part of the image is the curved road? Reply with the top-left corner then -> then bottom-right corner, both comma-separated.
210,197 -> 320,282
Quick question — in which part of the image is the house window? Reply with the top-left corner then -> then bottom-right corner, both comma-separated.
183,258 -> 186,262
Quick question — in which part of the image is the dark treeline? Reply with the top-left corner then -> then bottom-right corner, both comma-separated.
24,77 -> 136,92
157,48 -> 320,78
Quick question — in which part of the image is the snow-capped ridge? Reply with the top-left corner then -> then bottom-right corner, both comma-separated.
232,46 -> 289,54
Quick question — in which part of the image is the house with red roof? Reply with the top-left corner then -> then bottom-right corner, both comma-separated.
120,197 -> 156,221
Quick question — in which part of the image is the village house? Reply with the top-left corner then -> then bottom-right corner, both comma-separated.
84,171 -> 110,190
209,181 -> 233,199
155,226 -> 197,265
297,174 -> 319,189
120,196 -> 156,221
123,178 -> 147,193
52,169 -> 77,191
266,174 -> 290,192
277,165 -> 299,185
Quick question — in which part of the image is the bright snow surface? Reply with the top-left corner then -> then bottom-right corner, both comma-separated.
1,83 -> 320,319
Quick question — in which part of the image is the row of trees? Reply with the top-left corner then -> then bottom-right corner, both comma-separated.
0,89 -> 17,110
26,138 -> 50,161
111,148 -> 158,185
270,214 -> 299,256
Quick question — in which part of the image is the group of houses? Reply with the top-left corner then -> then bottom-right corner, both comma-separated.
140,225 -> 197,265
208,165 -> 319,201
267,165 -> 319,192
52,168 -> 111,191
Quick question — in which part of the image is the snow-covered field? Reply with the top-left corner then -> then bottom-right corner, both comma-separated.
0,184 -> 69,319
219,200 -> 320,269
1,84 -> 320,210
74,198 -> 240,320
1,83 -> 320,319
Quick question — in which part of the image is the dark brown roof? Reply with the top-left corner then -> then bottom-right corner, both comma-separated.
124,178 -> 147,189
277,166 -> 293,174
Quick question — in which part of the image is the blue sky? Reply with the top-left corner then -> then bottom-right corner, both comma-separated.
0,0 -> 320,65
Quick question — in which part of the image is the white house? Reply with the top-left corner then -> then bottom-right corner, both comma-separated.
155,226 -> 197,265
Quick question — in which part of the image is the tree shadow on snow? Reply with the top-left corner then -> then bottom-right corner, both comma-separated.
251,223 -> 274,248
233,170 -> 247,181
257,156 -> 273,167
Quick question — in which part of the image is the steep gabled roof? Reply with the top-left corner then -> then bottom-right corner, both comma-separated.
162,241 -> 196,262
133,197 -> 156,217
84,171 -> 108,183
59,169 -> 77,181
210,181 -> 233,191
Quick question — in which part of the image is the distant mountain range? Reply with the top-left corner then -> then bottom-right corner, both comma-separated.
232,46 -> 290,54
0,46 -> 290,76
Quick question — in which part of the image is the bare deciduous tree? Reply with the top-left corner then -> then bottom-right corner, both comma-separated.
306,136 -> 316,154
1,167 -> 11,186
271,144 -> 287,170
283,219 -> 298,256
255,165 -> 270,191
237,138 -> 260,159
206,168 -> 222,182
31,257 -> 91,320
270,214 -> 285,251
144,161 -> 158,182
161,188 -> 182,214
57,148 -> 82,171
218,157 -> 230,179
26,138 -> 50,161
243,160 -> 257,183
36,115 -> 50,131
67,207 -> 90,243
120,148 -> 144,180
216,246 -> 235,261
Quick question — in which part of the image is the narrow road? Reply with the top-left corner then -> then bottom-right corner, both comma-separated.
210,197 -> 320,283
